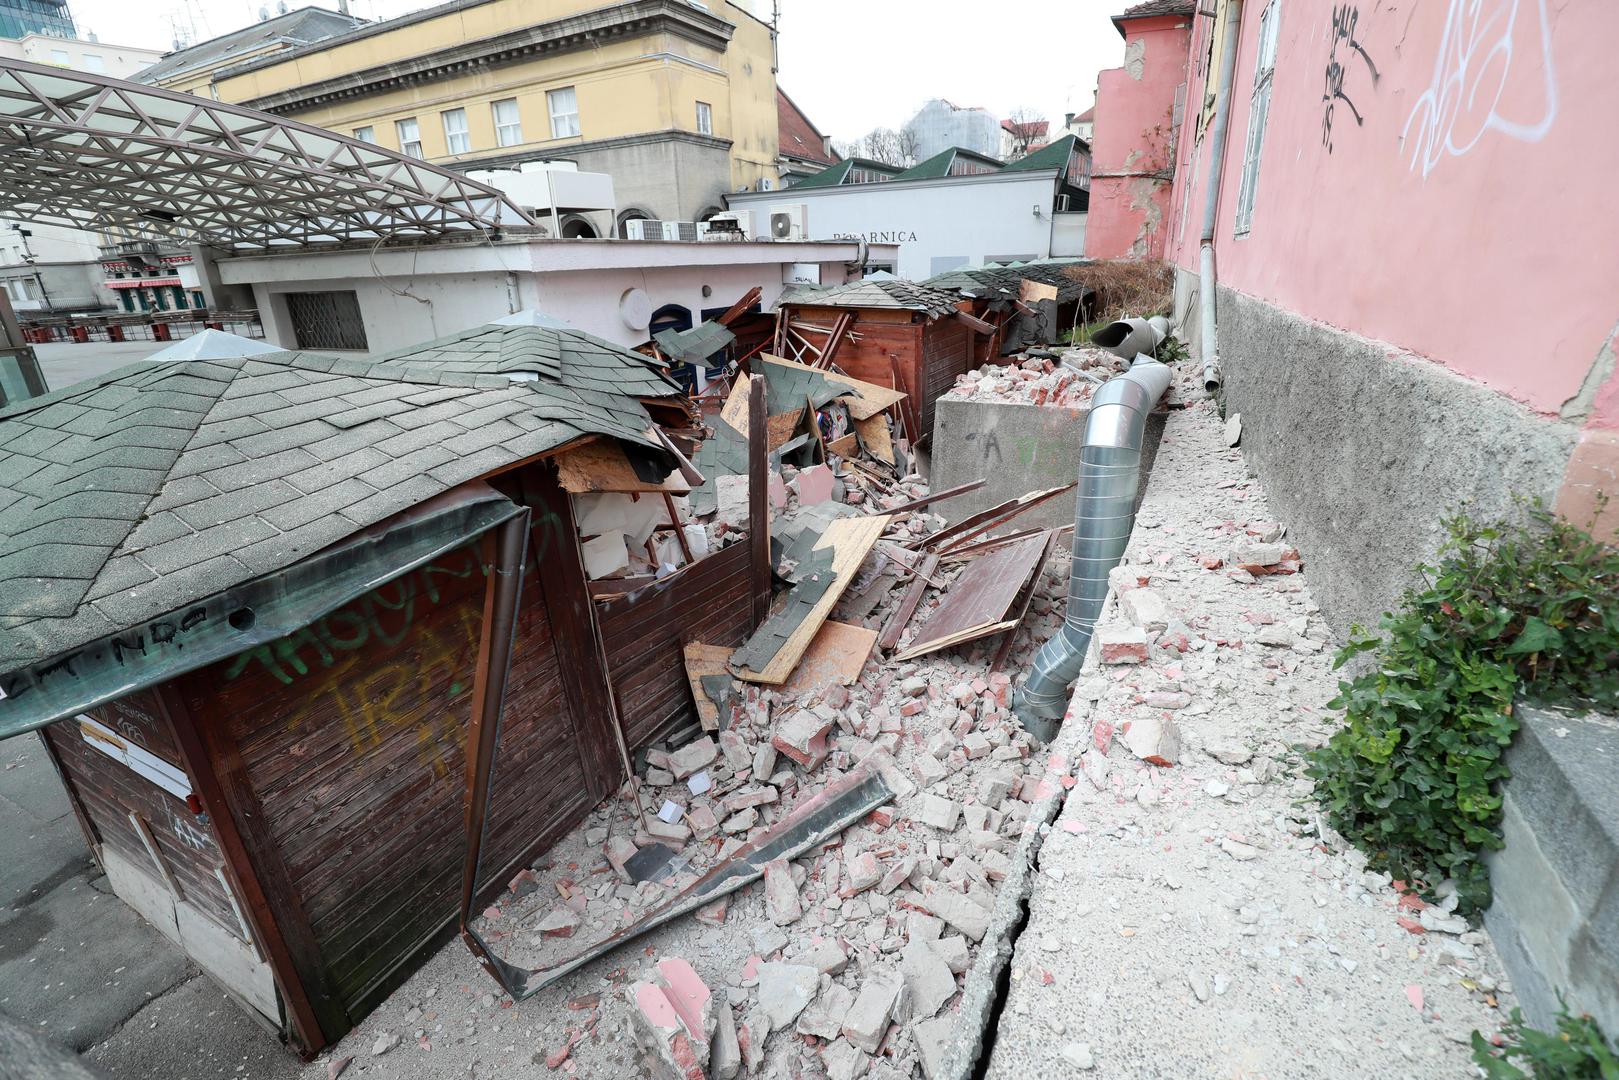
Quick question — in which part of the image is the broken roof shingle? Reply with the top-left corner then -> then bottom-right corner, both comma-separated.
0,351 -> 662,671
370,321 -> 682,402
779,279 -> 960,320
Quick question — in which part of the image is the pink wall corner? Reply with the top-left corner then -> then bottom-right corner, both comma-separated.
1085,15 -> 1193,260
1159,0 -> 1619,419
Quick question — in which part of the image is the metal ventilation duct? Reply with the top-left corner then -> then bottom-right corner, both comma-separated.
1015,355 -> 1172,739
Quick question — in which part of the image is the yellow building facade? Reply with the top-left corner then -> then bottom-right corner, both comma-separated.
151,0 -> 781,233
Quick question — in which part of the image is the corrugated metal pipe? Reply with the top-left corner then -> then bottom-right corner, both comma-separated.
1091,316 -> 1169,360
1014,355 -> 1173,740
1199,0 -> 1244,393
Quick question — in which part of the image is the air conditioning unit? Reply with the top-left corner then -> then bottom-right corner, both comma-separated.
697,218 -> 745,241
625,218 -> 664,240
662,221 -> 699,242
768,204 -> 808,241
1055,194 -> 1072,212
708,210 -> 754,239
757,177 -> 775,192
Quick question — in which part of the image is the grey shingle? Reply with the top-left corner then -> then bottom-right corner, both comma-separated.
0,346 -> 674,672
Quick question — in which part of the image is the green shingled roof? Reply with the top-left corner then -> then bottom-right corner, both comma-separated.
0,352 -> 665,671
788,157 -> 903,189
371,320 -> 681,402
891,147 -> 1004,182
1001,133 -> 1079,172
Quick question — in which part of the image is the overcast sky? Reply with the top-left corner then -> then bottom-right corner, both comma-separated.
67,0 -> 1120,140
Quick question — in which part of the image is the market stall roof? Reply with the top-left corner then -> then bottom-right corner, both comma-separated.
143,328 -> 284,361
0,59 -> 532,248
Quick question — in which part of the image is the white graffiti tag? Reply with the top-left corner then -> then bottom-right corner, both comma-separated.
1403,0 -> 1558,177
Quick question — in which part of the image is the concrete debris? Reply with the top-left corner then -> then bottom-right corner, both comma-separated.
1120,587 -> 1169,632
773,709 -> 835,770
1123,714 -> 1181,766
756,962 -> 819,1032
1097,625 -> 1150,664
900,940 -> 958,1019
763,857 -> 803,925
842,972 -> 909,1053
946,356 -> 1099,407
628,959 -> 712,1080
667,736 -> 718,779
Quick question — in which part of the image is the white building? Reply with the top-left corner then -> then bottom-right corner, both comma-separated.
0,221 -> 115,313
0,33 -> 162,77
724,136 -> 1090,282
214,236 -> 897,353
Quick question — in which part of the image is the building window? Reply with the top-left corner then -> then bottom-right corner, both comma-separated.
49,49 -> 69,65
1234,0 -> 1280,236
120,291 -> 134,312
284,290 -> 369,350
441,108 -> 470,155
696,101 -> 712,135
353,125 -> 376,144
396,117 -> 422,158
192,291 -> 205,307
492,98 -> 523,146
548,86 -> 579,139
82,53 -> 104,73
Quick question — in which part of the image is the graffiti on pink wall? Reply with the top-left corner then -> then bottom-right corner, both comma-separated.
1403,0 -> 1559,177
1321,4 -> 1380,153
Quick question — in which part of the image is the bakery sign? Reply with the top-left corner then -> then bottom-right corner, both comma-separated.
831,230 -> 919,244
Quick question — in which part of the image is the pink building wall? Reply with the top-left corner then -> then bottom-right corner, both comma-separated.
1155,0 -> 1619,527
1084,13 -> 1194,259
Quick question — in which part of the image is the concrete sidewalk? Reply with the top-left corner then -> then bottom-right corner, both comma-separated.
983,398 -> 1515,1077
0,735 -> 297,1079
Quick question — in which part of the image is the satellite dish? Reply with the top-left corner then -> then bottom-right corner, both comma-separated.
259,6 -> 270,20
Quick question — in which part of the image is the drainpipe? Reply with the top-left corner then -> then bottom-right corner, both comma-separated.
1199,0 -> 1243,392
1014,355 -> 1172,738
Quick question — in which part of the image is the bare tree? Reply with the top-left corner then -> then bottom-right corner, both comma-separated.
859,127 -> 904,167
1003,106 -> 1048,160
895,123 -> 923,166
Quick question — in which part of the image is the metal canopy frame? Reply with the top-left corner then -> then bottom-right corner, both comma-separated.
0,59 -> 535,249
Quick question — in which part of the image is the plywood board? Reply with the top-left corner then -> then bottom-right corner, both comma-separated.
762,354 -> 907,420
781,621 -> 878,695
853,413 -> 894,464
826,433 -> 860,458
683,643 -> 735,731
1019,279 -> 1059,304
556,439 -> 691,495
735,513 -> 891,684
893,531 -> 1052,661
720,371 -> 753,437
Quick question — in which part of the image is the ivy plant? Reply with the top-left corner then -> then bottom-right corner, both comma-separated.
1306,503 -> 1619,914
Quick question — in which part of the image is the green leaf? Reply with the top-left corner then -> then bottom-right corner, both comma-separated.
1505,616 -> 1564,656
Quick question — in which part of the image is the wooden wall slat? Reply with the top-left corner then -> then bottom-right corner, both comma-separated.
597,541 -> 755,751
187,539 -> 594,1024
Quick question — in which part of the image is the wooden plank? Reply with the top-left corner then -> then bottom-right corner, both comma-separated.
892,532 -> 1052,662
991,530 -> 1061,672
879,553 -> 938,652
922,483 -> 1076,553
781,621 -> 878,696
734,513 -> 891,685
554,438 -> 690,495
748,376 -> 771,629
954,309 -> 996,336
525,464 -> 630,800
716,286 -> 763,326
683,643 -> 734,731
879,477 -> 988,517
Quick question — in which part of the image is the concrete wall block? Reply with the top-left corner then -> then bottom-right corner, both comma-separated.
1212,281 -> 1578,637
930,398 -> 1091,531
1487,706 -> 1619,1039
